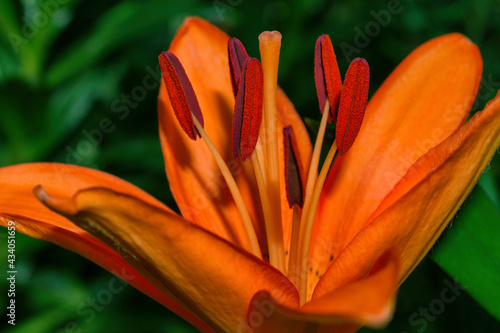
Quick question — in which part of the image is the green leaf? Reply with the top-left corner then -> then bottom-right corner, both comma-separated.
7,308 -> 74,333
431,184 -> 500,321
0,0 -> 19,37
478,168 -> 500,207
46,0 -> 204,86
35,64 -> 125,158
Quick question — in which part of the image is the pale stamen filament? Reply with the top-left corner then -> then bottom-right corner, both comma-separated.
287,204 -> 301,286
192,117 -> 262,259
303,99 -> 330,208
254,137 -> 267,187
297,140 -> 337,304
251,152 -> 278,267
289,99 -> 330,295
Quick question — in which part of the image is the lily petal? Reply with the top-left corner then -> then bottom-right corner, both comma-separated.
39,185 -> 299,332
0,163 -> 211,332
314,90 -> 500,298
248,249 -> 399,332
310,33 -> 482,292
158,17 -> 311,254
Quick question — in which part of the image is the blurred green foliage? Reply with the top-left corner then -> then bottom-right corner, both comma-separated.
1,0 -> 500,332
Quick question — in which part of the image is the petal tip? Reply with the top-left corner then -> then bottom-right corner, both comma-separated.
363,302 -> 395,328
33,185 -> 48,203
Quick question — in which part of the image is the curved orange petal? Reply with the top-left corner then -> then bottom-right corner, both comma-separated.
39,185 -> 299,332
248,249 -> 399,333
158,17 -> 311,255
314,90 -> 500,298
309,33 -> 482,293
0,163 -> 211,332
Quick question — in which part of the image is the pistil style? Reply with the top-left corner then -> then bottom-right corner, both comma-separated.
259,31 -> 286,273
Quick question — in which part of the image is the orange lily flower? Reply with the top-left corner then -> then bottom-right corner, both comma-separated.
1,17 -> 500,333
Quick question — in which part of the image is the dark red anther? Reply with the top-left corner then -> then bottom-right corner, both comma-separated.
315,34 -> 342,123
336,57 -> 370,155
158,51 -> 204,140
283,126 -> 305,208
232,57 -> 263,161
228,37 -> 249,97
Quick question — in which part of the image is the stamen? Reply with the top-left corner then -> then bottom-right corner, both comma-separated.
336,57 -> 370,155
302,99 -> 330,219
296,141 -> 337,303
296,58 -> 370,303
228,37 -> 267,183
259,31 -> 286,273
283,126 -> 305,208
232,58 -> 264,161
283,126 -> 306,284
158,51 -> 204,140
230,55 -> 280,266
287,203 -> 301,286
315,34 -> 342,122
159,51 -> 261,258
302,35 -> 342,228
228,37 -> 249,97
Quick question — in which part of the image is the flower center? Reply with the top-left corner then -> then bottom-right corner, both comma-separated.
159,31 -> 370,304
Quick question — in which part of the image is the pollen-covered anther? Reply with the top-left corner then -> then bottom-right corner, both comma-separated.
158,51 -> 204,140
232,57 -> 264,161
283,126 -> 305,208
336,57 -> 370,155
228,37 -> 249,97
315,34 -> 342,122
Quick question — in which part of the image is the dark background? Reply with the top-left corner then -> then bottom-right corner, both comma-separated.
1,0 -> 500,332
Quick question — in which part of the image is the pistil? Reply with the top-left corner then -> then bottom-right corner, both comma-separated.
259,31 -> 286,273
